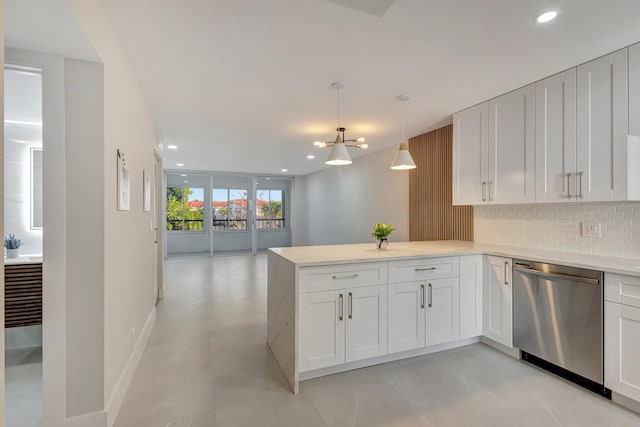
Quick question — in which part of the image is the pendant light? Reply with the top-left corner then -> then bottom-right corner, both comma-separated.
313,82 -> 368,166
390,95 -> 417,170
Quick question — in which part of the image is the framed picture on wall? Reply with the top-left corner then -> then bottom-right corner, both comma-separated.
117,149 -> 131,211
143,169 -> 152,212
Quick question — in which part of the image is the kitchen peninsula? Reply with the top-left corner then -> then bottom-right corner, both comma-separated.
267,240 -> 640,396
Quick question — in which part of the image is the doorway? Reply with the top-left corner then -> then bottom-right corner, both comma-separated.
4,63 -> 44,426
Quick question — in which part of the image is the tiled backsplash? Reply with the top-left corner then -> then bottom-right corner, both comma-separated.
474,202 -> 640,259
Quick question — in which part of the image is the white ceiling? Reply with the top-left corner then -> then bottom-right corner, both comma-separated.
5,0 -> 99,62
103,1 -> 640,175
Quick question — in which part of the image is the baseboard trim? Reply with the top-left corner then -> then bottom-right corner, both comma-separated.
66,410 -> 107,427
299,337 -> 481,381
479,336 -> 520,359
105,307 -> 156,427
612,392 -> 640,415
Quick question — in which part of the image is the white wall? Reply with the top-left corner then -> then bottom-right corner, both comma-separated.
0,1 -> 6,422
66,0 -> 158,423
475,202 -> 640,258
299,145 -> 409,246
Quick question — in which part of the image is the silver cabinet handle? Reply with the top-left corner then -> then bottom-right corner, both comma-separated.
332,274 -> 359,280
420,284 -> 425,309
482,182 -> 487,202
338,293 -> 343,321
504,261 -> 509,285
577,171 -> 584,198
415,267 -> 436,272
348,292 -> 353,319
565,173 -> 572,198
428,283 -> 433,308
488,181 -> 494,202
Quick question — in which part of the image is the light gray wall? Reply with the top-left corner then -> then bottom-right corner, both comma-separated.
299,145 -> 410,246
64,58 -> 105,417
67,1 -> 160,411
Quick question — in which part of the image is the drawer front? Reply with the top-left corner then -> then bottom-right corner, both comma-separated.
299,262 -> 387,293
389,257 -> 460,283
605,273 -> 640,308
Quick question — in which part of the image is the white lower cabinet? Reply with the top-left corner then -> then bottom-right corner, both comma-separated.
388,282 -> 426,353
483,256 -> 513,348
426,278 -> 460,345
346,285 -> 388,362
299,285 -> 387,372
605,301 -> 640,401
299,289 -> 346,372
459,255 -> 483,339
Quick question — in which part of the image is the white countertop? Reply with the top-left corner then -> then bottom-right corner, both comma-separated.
269,241 -> 640,277
4,255 -> 43,265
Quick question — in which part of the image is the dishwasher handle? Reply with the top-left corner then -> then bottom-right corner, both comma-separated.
514,265 -> 600,285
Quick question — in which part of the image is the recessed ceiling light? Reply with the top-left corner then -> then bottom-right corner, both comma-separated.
265,177 -> 271,180
535,11 -> 557,23
176,163 -> 184,167
307,155 -> 315,159
181,174 -> 187,177
184,180 -> 189,183
281,169 -> 288,173
167,145 -> 178,150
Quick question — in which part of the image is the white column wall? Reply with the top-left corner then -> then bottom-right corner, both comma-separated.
67,0 -> 159,421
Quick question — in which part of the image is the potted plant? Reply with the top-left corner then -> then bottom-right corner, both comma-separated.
372,223 -> 394,250
5,234 -> 22,259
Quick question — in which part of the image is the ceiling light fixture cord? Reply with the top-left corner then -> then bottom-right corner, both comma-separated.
337,84 -> 341,129
402,97 -> 406,143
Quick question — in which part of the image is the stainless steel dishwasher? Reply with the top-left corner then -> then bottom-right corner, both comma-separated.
513,259 -> 609,396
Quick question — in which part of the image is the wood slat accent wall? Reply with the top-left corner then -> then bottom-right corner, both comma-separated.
408,124 -> 474,241
5,263 -> 43,328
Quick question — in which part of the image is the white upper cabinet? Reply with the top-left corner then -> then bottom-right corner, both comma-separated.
630,43 -> 640,137
626,44 -> 640,201
488,84 -> 536,204
576,48 -> 630,201
453,86 -> 535,206
535,69 -> 577,203
455,44 -> 640,205
453,102 -> 489,205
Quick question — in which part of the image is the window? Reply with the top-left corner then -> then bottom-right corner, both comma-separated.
166,187 -> 205,231
212,188 -> 248,230
256,189 -> 285,229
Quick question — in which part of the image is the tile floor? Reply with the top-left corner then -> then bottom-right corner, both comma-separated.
5,346 -> 43,427
114,254 -> 640,427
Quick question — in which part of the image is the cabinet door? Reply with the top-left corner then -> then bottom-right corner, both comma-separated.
535,69 -> 577,203
426,278 -> 460,346
299,290 -> 345,372
483,256 -> 513,348
605,302 -> 640,401
488,85 -> 536,204
388,282 -> 426,353
346,285 -> 388,362
630,43 -> 640,137
453,102 -> 489,205
459,255 -> 483,339
577,48 -> 629,201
